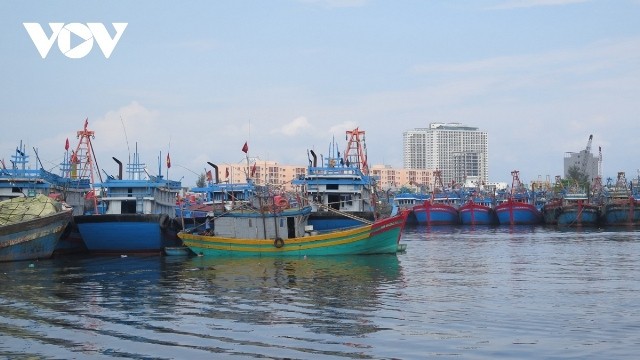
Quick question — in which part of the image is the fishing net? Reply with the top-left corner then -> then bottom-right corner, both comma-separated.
0,194 -> 63,226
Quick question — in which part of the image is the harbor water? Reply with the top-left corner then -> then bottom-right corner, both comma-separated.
1,226 -> 639,359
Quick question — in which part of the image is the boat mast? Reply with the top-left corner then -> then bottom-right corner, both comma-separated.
72,119 -> 101,213
344,128 -> 368,175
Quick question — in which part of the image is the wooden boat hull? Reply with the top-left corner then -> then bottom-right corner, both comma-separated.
413,203 -> 459,225
75,213 -> 180,253
602,200 -> 640,226
557,204 -> 600,227
542,201 -> 562,225
458,202 -> 496,225
179,210 -> 409,257
0,210 -> 72,262
495,201 -> 542,225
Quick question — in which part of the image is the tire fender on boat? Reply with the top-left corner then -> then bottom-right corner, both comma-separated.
274,237 -> 285,248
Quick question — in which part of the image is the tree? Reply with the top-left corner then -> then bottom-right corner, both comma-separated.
566,165 -> 589,188
397,185 -> 415,194
196,173 -> 206,188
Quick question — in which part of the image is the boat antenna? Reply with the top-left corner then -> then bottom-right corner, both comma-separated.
32,146 -> 45,170
120,115 -> 131,165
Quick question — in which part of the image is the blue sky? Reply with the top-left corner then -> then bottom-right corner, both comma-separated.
2,0 -> 639,187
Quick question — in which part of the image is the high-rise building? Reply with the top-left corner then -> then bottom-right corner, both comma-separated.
402,129 -> 428,169
403,123 -> 488,186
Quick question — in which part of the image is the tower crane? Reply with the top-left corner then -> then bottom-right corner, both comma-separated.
581,134 -> 592,174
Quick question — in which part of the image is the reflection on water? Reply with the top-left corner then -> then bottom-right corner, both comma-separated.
0,254 -> 404,359
1,227 -> 639,359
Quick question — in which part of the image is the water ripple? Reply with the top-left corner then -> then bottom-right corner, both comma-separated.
2,228 -> 640,358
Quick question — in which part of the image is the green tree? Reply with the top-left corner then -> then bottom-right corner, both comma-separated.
397,185 -> 415,194
566,165 -> 589,188
196,173 -> 206,188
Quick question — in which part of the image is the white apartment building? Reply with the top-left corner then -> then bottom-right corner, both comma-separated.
402,129 -> 428,169
403,123 -> 488,186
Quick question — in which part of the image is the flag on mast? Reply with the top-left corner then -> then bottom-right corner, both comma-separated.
241,141 -> 248,153
166,153 -> 171,168
65,138 -> 69,151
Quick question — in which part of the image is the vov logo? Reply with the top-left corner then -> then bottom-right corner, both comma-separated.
23,23 -> 128,59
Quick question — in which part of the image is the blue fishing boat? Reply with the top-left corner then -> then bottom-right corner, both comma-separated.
292,128 -> 378,231
390,192 -> 429,225
412,170 -> 460,226
602,172 -> 640,226
74,128 -> 182,253
494,170 -> 542,225
458,193 -> 496,225
556,189 -> 600,227
0,194 -> 72,262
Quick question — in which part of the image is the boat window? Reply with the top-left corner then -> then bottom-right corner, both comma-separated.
326,184 -> 339,190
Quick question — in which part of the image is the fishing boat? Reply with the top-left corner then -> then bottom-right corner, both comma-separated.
494,170 -> 542,225
601,172 -> 640,226
1,138 -> 92,254
73,123 -> 182,253
457,179 -> 496,225
458,195 -> 496,225
292,128 -> 378,231
542,198 -> 562,225
556,188 -> 600,227
412,170 -> 460,226
541,176 -> 565,225
0,194 -> 72,262
178,186 -> 410,257
389,192 -> 429,225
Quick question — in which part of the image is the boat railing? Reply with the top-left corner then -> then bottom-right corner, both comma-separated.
0,168 -> 43,180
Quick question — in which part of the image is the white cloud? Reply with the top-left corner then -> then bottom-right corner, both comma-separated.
271,116 -> 313,136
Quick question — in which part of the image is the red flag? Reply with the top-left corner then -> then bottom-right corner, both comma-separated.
241,141 -> 248,153
225,167 -> 230,178
166,153 -> 171,168
206,170 -> 213,182
84,118 -> 88,130
250,162 -> 257,177
65,138 -> 69,151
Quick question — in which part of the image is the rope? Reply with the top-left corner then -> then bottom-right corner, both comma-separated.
311,200 -> 374,225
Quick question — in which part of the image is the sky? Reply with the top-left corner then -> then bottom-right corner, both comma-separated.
1,0 -> 639,187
